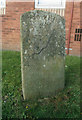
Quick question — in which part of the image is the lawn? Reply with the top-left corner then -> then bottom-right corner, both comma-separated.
2,51 -> 80,119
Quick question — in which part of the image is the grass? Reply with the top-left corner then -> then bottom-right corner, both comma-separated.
2,51 -> 80,119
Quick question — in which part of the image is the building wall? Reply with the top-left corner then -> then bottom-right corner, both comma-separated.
36,2 -> 81,56
65,1 -> 81,56
80,1 -> 82,56
1,1 -> 34,51
1,0 -> 81,56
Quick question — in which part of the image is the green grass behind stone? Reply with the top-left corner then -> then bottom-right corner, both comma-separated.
2,51 -> 80,119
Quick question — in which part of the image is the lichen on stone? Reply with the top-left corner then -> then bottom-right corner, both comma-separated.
20,10 -> 65,100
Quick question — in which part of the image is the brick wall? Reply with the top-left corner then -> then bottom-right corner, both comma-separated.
80,2 -> 82,56
65,1 -> 81,56
1,1 -> 81,56
1,1 -> 34,51
0,16 -> 2,49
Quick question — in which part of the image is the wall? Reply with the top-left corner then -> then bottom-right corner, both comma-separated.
35,8 -> 65,17
1,0 -> 81,56
80,2 -> 82,56
35,1 -> 81,56
1,1 -> 34,51
65,1 -> 81,56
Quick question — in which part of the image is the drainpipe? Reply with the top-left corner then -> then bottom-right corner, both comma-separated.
67,1 -> 74,55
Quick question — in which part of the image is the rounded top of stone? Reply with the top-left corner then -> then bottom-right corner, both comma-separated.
20,9 -> 65,57
21,10 -> 65,22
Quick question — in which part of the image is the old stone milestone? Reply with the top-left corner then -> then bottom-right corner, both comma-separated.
20,10 -> 65,100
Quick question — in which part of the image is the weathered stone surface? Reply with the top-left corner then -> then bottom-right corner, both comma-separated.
20,10 -> 65,100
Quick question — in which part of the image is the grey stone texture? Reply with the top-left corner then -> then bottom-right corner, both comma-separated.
20,10 -> 65,100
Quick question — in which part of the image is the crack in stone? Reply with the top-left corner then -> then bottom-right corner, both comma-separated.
32,32 -> 53,57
